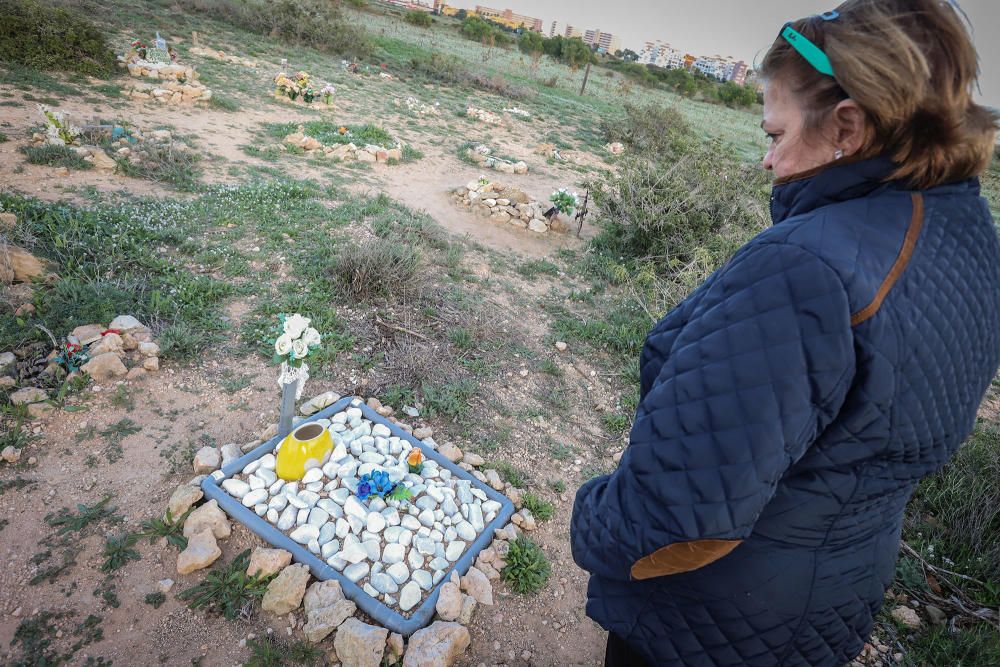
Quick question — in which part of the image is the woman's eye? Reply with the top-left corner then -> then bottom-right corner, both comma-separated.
765,133 -> 779,143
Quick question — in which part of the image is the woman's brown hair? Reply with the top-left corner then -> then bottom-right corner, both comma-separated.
760,0 -> 998,189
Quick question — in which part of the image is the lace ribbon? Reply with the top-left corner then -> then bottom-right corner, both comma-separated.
278,362 -> 309,400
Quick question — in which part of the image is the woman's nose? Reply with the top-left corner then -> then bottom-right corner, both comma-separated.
762,147 -> 774,171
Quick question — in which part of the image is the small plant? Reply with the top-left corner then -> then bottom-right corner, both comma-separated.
550,479 -> 566,494
178,549 -> 273,619
521,492 -> 554,521
329,239 -> 421,300
539,358 -> 563,377
601,412 -> 631,433
486,461 -> 526,488
109,384 -> 134,410
44,495 -> 117,535
140,507 -> 191,550
320,84 -> 335,105
101,532 -> 140,572
502,537 -> 551,594
405,9 -> 433,27
244,636 -> 322,667
448,327 -> 474,350
144,591 -> 166,609
19,144 -> 92,169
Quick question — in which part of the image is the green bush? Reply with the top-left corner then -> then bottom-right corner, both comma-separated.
502,537 -> 551,594
176,0 -> 371,58
601,104 -> 692,161
0,0 -> 115,77
19,144 -> 92,170
328,238 -> 421,300
405,10 -> 432,27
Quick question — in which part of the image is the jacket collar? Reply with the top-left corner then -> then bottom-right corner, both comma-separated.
770,155 -> 899,223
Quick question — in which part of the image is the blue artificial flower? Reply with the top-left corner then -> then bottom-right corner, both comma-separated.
371,470 -> 392,495
356,481 -> 373,501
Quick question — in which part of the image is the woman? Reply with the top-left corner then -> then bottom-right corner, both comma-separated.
571,1 -> 999,665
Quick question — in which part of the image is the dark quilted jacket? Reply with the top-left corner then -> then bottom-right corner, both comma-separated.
571,156 -> 1000,666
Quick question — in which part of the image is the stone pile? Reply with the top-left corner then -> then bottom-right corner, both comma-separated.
464,145 -> 528,175
502,106 -> 531,119
452,179 -> 567,234
0,315 -> 162,431
123,60 -> 212,104
465,106 -> 502,125
395,97 -> 440,116
189,46 -> 257,68
218,404 -> 504,615
282,126 -> 403,164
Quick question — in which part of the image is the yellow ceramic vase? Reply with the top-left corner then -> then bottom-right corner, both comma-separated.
275,422 -> 333,481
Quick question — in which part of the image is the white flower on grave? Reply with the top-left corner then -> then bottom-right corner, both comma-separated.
275,333 -> 293,357
302,327 -> 321,347
283,313 -> 311,339
291,338 -> 309,359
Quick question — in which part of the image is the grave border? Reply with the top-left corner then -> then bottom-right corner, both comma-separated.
202,395 -> 515,636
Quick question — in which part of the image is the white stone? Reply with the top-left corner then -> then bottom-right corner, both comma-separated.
456,521 -> 476,541
308,508 -> 329,527
445,541 -> 466,561
266,508 -> 279,523
260,453 -> 276,469
222,479 -> 250,498
290,525 -> 319,544
319,523 -> 338,545
299,490 -> 320,507
241,489 -> 268,507
398,581 -> 421,611
415,537 -> 437,555
401,515 -> 421,531
302,468 -> 324,484
418,509 -> 435,527
412,569 -> 432,590
367,512 -> 387,533
336,518 -> 351,539
258,468 -> 277,485
344,562 -> 369,583
362,539 -> 381,561
287,494 -> 308,509
277,506 -> 297,530
338,541 -> 368,564
370,573 -> 398,594
344,496 -> 368,520
386,562 -> 409,585
383,543 -> 406,564
469,504 -> 485,532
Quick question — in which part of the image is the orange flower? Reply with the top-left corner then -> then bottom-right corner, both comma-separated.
338,126 -> 348,135
407,449 -> 423,467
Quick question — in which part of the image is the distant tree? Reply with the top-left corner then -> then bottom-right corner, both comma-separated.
717,81 -> 758,108
455,8 -> 467,19
561,37 -> 592,70
405,10 -> 432,27
543,34 -> 564,59
518,30 -> 544,56
621,48 -> 639,62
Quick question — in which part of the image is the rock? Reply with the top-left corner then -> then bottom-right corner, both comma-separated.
80,353 -> 127,381
109,315 -> 147,333
138,341 -> 160,357
125,367 -> 146,381
435,581 -> 462,621
460,567 -> 493,606
157,578 -> 174,593
890,605 -> 922,630
261,563 -> 310,615
924,604 -> 947,626
26,402 -> 53,418
555,341 -> 568,352
70,324 -> 104,345
90,149 -> 117,170
528,219 -> 548,233
1,446 -> 21,464
387,633 -> 405,663
463,453 -> 485,467
334,618 -> 388,667
437,443 -> 463,463
143,356 -> 160,371
166,483 -> 203,519
413,427 -> 433,440
399,580 -> 421,611
183,499 -> 231,539
10,386 -> 48,405
247,547 -> 292,578
220,443 -> 242,466
90,332 -> 124,356
176,529 -> 221,574
304,598 -> 356,643
458,593 -> 477,624
193,446 -> 220,474
402,621 -> 470,667
5,245 -> 49,283
484,469 -> 504,491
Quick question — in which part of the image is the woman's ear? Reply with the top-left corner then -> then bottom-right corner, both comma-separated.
831,99 -> 868,157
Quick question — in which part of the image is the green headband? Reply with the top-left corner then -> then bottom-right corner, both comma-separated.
780,11 -> 838,77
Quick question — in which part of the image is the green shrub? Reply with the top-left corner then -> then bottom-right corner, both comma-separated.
405,10 -> 432,27
175,0 -> 371,58
178,549 -> 272,619
19,144 -> 92,170
521,492 -> 554,521
601,104 -> 692,161
100,533 -> 140,572
119,142 -> 202,191
502,537 -> 551,594
0,0 -> 115,77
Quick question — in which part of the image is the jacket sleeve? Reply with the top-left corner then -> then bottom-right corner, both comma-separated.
571,242 -> 855,581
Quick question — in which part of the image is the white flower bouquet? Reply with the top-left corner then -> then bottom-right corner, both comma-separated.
271,313 -> 321,368
550,188 -> 579,216
38,104 -> 80,146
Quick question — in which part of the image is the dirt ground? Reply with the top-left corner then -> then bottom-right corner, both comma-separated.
0,45 -> 618,666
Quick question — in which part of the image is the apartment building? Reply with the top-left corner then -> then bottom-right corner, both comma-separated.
474,6 -> 544,32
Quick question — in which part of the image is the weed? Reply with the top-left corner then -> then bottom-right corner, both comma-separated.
29,549 -> 76,585
109,385 -> 134,410
581,464 -> 611,481
99,418 -> 140,463
100,532 -> 140,572
144,591 -> 167,609
905,624 -> 1000,666
381,385 -> 416,409
421,380 -> 476,420
44,495 -> 117,535
9,611 -> 71,664
502,537 -> 551,594
518,259 -> 560,278
539,358 -> 563,377
550,479 -> 566,494
521,492 -> 554,521
208,94 -> 240,112
178,549 -> 273,619
218,370 -> 253,394
329,238 -> 421,300
93,577 -> 120,608
601,412 -> 631,433
244,636 -> 322,667
485,461 -> 526,488
0,131 -> 7,142
158,321 -> 217,361
448,327 -> 474,351
121,142 -> 202,191
140,508 -> 191,550
19,144 -> 92,170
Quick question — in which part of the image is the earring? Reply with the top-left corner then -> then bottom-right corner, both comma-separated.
834,149 -> 845,160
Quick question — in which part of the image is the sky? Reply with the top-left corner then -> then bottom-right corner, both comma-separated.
448,0 -> 1000,108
